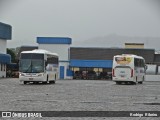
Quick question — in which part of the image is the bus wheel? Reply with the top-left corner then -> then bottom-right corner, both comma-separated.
135,77 -> 138,84
53,81 -> 55,84
131,81 -> 136,85
138,76 -> 144,84
141,76 -> 144,84
24,81 -> 27,84
43,75 -> 48,84
43,81 -> 47,84
49,80 -> 55,84
34,82 -> 39,84
138,77 -> 143,84
116,81 -> 121,85
55,75 -> 56,80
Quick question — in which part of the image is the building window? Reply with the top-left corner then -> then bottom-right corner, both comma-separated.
0,64 -> 6,71
3,64 -> 6,71
1,64 -> 2,71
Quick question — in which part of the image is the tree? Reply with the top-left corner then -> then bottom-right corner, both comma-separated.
7,48 -> 16,63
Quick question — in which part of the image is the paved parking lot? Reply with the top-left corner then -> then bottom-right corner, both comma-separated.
0,78 -> 160,120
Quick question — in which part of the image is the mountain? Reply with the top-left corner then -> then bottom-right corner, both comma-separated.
72,34 -> 160,50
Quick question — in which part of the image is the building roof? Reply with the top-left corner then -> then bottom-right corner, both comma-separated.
0,53 -> 11,64
0,22 -> 12,40
37,37 -> 72,44
125,43 -> 144,45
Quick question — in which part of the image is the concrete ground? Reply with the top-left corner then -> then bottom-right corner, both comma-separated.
0,78 -> 160,120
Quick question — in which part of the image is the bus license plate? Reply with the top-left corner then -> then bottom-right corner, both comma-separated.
29,78 -> 33,80
121,75 -> 125,77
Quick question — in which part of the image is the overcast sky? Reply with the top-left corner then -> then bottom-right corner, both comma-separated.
0,0 -> 160,48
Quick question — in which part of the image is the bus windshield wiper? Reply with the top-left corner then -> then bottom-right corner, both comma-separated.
24,62 -> 32,73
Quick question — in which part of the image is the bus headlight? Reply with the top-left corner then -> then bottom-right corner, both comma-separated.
20,73 -> 25,76
38,74 -> 43,77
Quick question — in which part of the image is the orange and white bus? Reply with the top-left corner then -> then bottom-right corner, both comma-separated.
112,54 -> 147,84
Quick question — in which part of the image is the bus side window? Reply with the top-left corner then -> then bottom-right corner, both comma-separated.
134,58 -> 138,67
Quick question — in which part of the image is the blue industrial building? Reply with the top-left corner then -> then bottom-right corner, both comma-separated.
0,22 -> 12,77
35,37 -> 155,79
37,37 -> 72,44
37,37 -> 72,79
70,60 -> 112,69
36,37 -> 114,79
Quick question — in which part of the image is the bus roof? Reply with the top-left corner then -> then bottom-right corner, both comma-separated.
21,49 -> 58,56
114,54 -> 144,59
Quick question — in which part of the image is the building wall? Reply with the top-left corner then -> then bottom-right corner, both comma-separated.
0,22 -> 12,78
0,64 -> 6,77
0,22 -> 12,40
125,45 -> 144,48
70,47 -> 155,63
0,39 -> 7,54
39,44 -> 70,61
16,46 -> 38,60
39,44 -> 70,79
125,43 -> 144,49
154,54 -> 160,65
59,61 -> 72,79
37,37 -> 71,79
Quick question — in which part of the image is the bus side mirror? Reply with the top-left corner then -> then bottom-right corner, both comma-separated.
145,65 -> 148,70
19,60 -> 21,67
45,61 -> 48,67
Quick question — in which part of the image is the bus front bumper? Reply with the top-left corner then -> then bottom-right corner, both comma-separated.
19,73 -> 46,82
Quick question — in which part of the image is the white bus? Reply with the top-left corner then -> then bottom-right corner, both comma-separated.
19,49 -> 59,84
112,54 -> 147,84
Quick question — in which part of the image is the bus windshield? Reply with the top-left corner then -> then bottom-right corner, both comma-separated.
19,59 -> 44,73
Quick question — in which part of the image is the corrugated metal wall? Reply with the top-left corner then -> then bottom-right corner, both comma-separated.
70,47 -> 155,63
16,46 -> 38,60
154,54 -> 160,65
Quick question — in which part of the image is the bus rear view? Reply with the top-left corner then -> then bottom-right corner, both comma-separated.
112,54 -> 146,85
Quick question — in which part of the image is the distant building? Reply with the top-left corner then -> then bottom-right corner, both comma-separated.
70,47 -> 155,79
37,37 -> 72,79
0,22 -> 12,78
16,37 -> 160,79
16,46 -> 38,61
34,38 -> 157,79
125,43 -> 144,49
